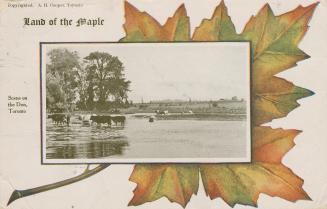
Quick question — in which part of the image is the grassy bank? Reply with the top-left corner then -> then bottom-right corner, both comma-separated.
122,100 -> 246,114
69,100 -> 247,121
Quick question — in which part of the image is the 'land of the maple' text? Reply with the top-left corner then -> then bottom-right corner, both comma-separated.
23,17 -> 105,27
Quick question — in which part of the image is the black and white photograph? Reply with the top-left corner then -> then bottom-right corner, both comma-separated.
41,42 -> 251,163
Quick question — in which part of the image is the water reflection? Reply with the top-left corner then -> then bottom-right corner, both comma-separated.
46,139 -> 129,159
46,118 -> 129,159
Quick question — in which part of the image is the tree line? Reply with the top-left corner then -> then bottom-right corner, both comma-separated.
46,48 -> 131,112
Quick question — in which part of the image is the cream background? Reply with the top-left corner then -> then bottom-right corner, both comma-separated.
0,0 -> 326,209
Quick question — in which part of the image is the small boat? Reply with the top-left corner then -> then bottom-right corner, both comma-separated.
149,116 -> 155,122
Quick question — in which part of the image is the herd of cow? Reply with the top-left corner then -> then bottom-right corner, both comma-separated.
47,113 -> 126,126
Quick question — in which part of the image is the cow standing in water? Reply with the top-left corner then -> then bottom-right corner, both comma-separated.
48,113 -> 70,126
111,115 -> 126,126
90,115 -> 112,126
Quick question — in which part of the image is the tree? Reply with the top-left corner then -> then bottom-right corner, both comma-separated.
46,48 -> 81,111
46,49 -> 131,111
84,52 -> 130,109
46,73 -> 65,111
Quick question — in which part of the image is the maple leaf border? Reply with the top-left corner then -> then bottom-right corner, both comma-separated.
122,1 -> 318,208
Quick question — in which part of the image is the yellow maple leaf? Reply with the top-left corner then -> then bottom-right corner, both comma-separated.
121,2 -> 190,42
129,165 -> 199,207
122,1 -> 317,207
241,3 -> 317,125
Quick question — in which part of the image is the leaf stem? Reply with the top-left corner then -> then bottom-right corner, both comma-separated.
7,164 -> 110,205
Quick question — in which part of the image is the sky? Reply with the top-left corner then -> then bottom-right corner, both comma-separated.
45,42 -> 250,103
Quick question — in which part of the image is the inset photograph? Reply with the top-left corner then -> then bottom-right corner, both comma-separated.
41,42 -> 251,163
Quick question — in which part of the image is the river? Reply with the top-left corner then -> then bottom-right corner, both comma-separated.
46,114 -> 247,161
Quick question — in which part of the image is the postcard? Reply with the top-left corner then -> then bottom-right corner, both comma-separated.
0,0 -> 326,209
